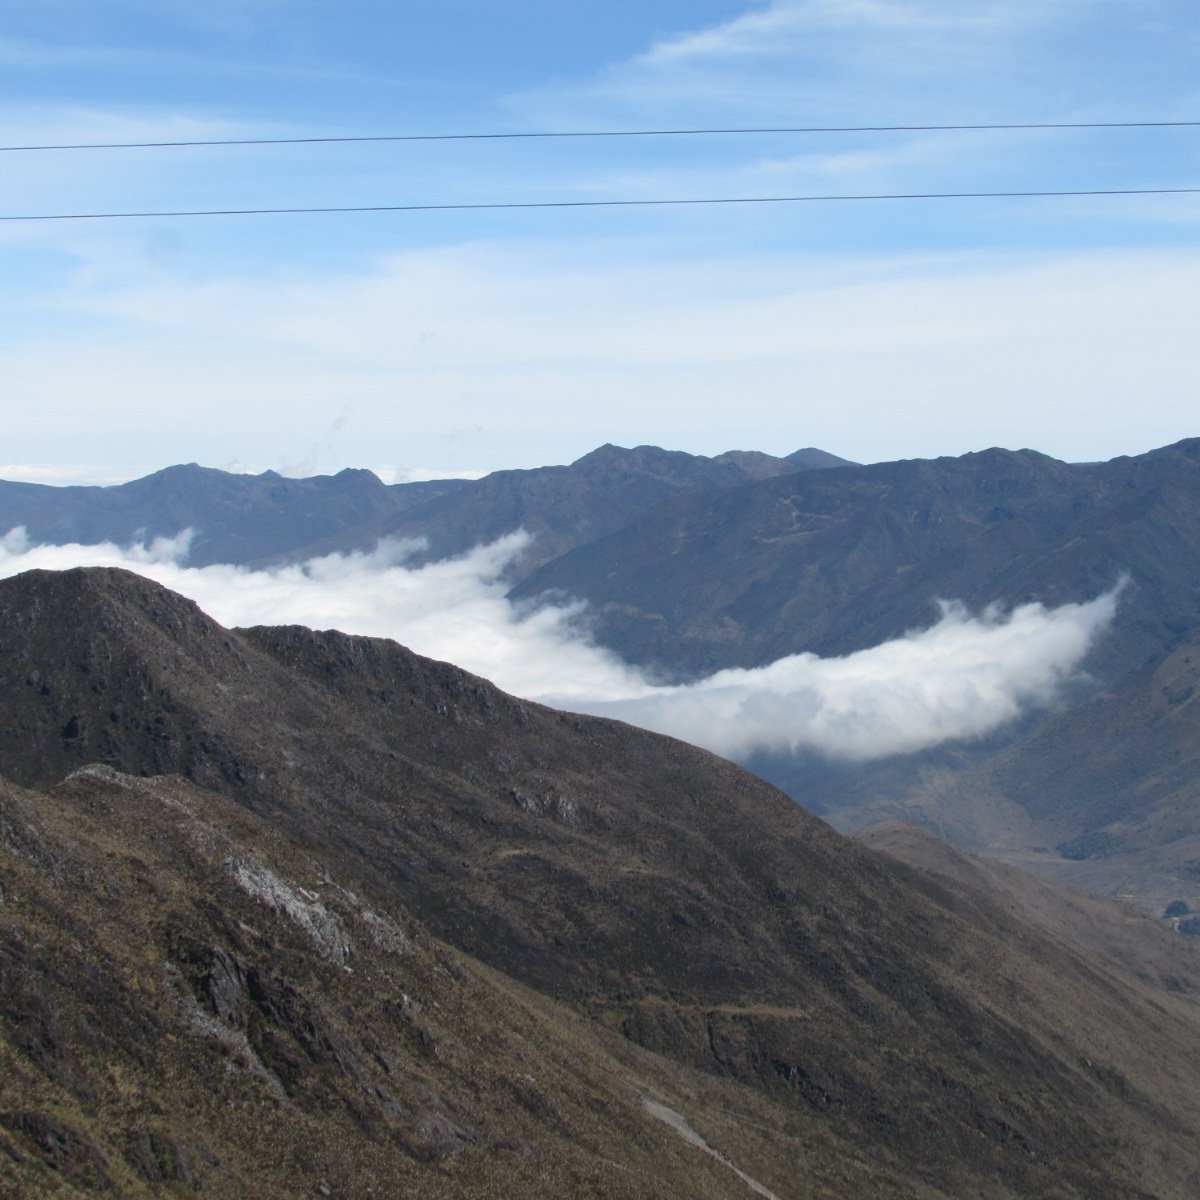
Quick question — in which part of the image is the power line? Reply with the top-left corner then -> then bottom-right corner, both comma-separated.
3,187 -> 1200,222
3,120 -> 1200,153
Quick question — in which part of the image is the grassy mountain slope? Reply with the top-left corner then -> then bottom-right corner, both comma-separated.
2,766 -> 878,1200
855,821 -> 1200,995
4,568 -> 1200,1195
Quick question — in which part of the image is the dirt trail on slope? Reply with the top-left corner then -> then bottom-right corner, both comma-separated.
640,1097 -> 785,1200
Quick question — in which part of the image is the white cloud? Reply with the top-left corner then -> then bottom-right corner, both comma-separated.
637,3 -> 809,64
0,103 -> 263,146
0,463 -> 153,486
511,0 -> 1096,128
638,0 -> 1015,66
6,239 -> 1200,472
0,530 -> 652,699
1,528 -> 30,555
0,531 -> 1120,764
370,466 -> 487,485
554,591 -> 1121,760
124,528 -> 198,564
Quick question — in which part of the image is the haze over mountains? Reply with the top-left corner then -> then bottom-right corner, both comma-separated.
6,438 -> 1200,911
5,566 -> 1200,1197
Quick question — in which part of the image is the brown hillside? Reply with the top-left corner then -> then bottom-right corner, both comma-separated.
3,567 -> 1200,1196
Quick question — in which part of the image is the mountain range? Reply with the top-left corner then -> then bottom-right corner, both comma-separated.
6,439 -> 1200,910
0,444 -> 851,571
4,566 -> 1200,1197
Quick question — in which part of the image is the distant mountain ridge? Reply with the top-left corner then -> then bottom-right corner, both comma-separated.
0,444 -> 854,571
351,442 -> 853,574
511,439 -> 1200,680
0,462 -> 470,567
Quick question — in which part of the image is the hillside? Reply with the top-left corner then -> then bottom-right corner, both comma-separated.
3,766 -> 823,1199
4,567 -> 1200,1196
854,821 -> 1200,994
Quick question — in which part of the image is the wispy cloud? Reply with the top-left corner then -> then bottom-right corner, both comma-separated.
509,0 -> 1169,164
0,103 -> 275,146
0,463 -> 152,487
0,531 -> 1121,764
370,466 -> 487,485
0,19 -> 366,84
637,0 -> 1017,66
569,127 -> 1021,201
5,239 -> 1200,472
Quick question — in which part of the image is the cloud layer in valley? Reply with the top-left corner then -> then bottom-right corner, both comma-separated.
0,530 -> 1121,764
557,591 -> 1121,760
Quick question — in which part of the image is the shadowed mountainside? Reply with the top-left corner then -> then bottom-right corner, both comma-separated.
829,625 -> 1200,915
4,567 -> 1200,1196
510,439 -> 1200,682
854,821 -> 1200,995
283,443 -> 852,575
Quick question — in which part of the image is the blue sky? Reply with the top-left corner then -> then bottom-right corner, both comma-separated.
3,0 -> 1200,483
